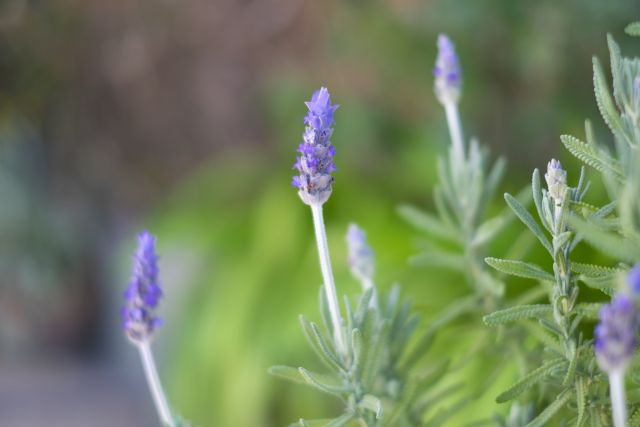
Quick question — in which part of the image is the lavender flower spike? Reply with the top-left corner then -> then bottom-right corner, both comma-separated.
595,294 -> 637,373
346,223 -> 375,289
122,231 -> 163,344
595,293 -> 637,427
122,231 -> 175,426
433,34 -> 462,105
292,87 -> 339,206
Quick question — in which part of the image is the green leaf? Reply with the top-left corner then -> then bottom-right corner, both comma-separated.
568,215 -> 640,263
351,328 -> 363,375
298,368 -> 348,396
525,389 -> 571,427
495,357 -> 566,403
409,249 -> 465,271
575,303 -> 603,320
625,22 -> 640,37
532,169 -> 545,228
571,262 -> 619,276
576,377 -> 586,427
560,135 -> 624,183
485,257 -> 555,282
576,275 -> 615,296
483,304 -> 553,326
472,215 -> 508,247
504,193 -> 553,255
361,321 -> 390,389
398,204 -> 459,243
268,365 -> 307,385
593,56 -> 627,143
299,316 -> 344,373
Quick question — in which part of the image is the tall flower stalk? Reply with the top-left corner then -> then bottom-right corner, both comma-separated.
122,231 -> 175,427
292,87 -> 346,356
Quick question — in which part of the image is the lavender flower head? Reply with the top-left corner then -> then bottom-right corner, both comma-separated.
433,34 -> 462,105
122,231 -> 163,343
346,223 -> 375,284
292,87 -> 339,206
595,294 -> 638,373
545,159 -> 567,205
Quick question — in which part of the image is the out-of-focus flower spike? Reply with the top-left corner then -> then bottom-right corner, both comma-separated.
122,231 -> 164,344
433,34 -> 462,105
346,223 -> 375,290
595,294 -> 637,373
292,87 -> 339,206
628,263 -> 640,295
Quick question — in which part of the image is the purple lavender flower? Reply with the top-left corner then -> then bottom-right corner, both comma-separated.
346,223 -> 375,284
628,264 -> 640,295
292,87 -> 339,206
545,159 -> 567,204
122,231 -> 163,343
433,34 -> 462,104
595,294 -> 638,372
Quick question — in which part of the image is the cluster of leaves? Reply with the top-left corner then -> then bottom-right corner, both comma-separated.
481,23 -> 640,426
270,284 -> 461,427
398,139 -> 517,301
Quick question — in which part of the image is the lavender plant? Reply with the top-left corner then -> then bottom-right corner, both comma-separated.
270,88 -> 450,426
122,231 -> 188,427
482,22 -> 640,426
400,35 -> 540,425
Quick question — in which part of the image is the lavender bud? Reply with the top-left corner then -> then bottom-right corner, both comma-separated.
292,87 -> 339,206
545,159 -> 567,205
433,34 -> 462,105
595,294 -> 638,373
122,231 -> 163,343
346,223 -> 375,285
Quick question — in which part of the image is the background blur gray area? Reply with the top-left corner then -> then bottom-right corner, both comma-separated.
0,0 -> 639,426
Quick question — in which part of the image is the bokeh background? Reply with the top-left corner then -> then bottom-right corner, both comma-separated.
1,0 -> 639,426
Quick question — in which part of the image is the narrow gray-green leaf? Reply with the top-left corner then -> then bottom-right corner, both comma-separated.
496,357 -> 565,403
504,193 -> 552,254
268,365 -> 307,385
485,257 -> 555,282
560,134 -> 624,183
525,390 -> 571,427
483,304 -> 552,326
409,250 -> 465,271
569,215 -> 640,263
398,204 -> 459,243
298,368 -> 348,396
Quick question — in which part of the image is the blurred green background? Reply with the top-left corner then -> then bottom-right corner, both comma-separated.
1,0 -> 639,426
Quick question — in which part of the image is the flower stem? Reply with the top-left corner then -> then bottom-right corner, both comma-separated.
444,100 -> 465,165
137,342 -> 174,427
609,369 -> 628,427
310,202 -> 347,356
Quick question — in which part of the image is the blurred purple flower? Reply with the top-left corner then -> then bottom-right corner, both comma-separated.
292,87 -> 339,206
122,231 -> 163,343
595,294 -> 638,372
433,34 -> 462,104
346,223 -> 375,284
